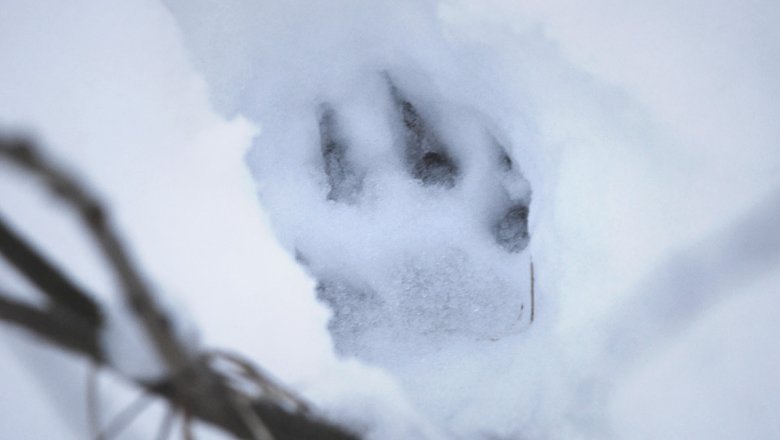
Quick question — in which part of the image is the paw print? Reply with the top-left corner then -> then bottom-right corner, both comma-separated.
251,74 -> 533,359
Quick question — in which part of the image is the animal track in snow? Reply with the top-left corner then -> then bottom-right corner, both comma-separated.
250,74 -> 534,360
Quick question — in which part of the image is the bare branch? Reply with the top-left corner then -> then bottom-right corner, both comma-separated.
87,362 -> 102,439
0,248 -> 359,439
0,137 -> 189,372
0,214 -> 102,327
154,408 -> 177,440
98,390 -> 154,440
0,136 -> 361,440
0,292 -> 102,361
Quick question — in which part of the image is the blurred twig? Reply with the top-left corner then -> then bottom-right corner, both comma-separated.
0,212 -> 102,328
0,290 -> 102,360
154,407 -> 177,440
0,136 -> 360,440
97,390 -> 154,440
0,137 -> 189,372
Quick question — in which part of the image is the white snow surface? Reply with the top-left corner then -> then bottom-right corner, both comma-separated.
1,0 -> 779,439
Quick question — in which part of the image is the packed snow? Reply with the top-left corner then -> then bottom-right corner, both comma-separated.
1,0 -> 779,439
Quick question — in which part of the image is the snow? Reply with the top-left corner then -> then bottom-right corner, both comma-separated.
1,0 -> 417,437
0,338 -> 83,439
2,0 -> 780,439
607,254 -> 780,439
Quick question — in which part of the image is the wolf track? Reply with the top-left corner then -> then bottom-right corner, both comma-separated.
250,74 -> 534,361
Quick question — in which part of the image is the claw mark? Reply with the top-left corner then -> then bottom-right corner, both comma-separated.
492,141 -> 532,253
499,152 -> 513,172
388,83 -> 458,188
414,151 -> 457,187
495,204 -> 530,252
318,106 -> 361,202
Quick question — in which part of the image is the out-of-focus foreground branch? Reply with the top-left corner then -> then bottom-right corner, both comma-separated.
0,136 -> 360,440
